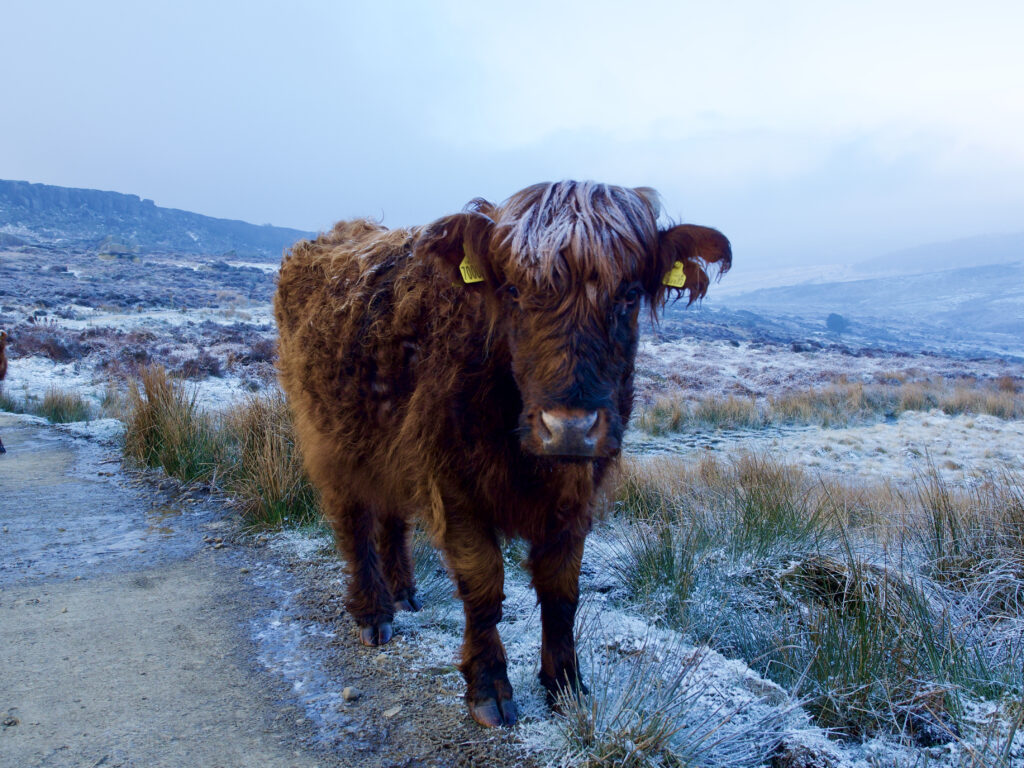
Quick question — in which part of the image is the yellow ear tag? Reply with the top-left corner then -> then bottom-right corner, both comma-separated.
459,246 -> 485,284
662,260 -> 687,288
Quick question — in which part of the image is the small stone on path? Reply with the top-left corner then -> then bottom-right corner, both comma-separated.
342,686 -> 361,702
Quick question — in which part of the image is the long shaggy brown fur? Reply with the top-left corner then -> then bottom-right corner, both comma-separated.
274,180 -> 730,727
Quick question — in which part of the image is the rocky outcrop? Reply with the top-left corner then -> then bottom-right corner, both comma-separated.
0,179 -> 313,257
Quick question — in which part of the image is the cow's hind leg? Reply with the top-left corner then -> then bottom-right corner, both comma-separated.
321,488 -> 395,646
444,522 -> 516,727
378,513 -> 421,612
529,531 -> 588,708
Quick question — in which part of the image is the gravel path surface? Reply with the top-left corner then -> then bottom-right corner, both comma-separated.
0,413 -> 534,768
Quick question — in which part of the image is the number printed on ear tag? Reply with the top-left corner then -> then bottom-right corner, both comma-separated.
662,260 -> 687,288
459,251 -> 485,284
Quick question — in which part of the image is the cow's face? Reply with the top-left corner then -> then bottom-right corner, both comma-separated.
416,182 -> 731,459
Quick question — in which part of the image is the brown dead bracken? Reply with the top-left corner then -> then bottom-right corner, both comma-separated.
273,181 -> 731,727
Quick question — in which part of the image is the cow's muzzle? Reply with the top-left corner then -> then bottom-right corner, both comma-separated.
533,407 -> 608,457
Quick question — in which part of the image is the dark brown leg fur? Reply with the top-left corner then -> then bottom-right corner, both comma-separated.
444,521 -> 516,727
378,513 -> 421,612
530,532 -> 588,707
321,488 -> 395,646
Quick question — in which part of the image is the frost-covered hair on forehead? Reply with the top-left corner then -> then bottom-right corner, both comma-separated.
491,181 -> 661,287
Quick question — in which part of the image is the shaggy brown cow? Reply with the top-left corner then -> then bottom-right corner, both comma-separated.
274,181 -> 730,727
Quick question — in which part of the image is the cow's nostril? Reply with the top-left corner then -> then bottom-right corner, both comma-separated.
539,411 -> 559,438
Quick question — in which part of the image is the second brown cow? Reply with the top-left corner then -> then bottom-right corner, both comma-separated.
274,181 -> 731,727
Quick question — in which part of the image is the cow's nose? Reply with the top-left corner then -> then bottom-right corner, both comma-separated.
536,408 -> 604,456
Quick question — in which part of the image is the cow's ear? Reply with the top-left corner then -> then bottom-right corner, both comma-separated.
413,211 -> 496,288
650,224 -> 731,308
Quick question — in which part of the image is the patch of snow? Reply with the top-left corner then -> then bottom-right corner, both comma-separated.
225,260 -> 279,274
57,417 -> 124,444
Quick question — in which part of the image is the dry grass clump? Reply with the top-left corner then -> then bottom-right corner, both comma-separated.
910,467 -> 1024,617
120,366 -> 325,528
637,376 -> 1024,434
555,632 -> 788,767
606,453 -> 1024,747
122,365 -> 222,483
0,383 -> 23,413
0,383 -> 95,423
220,390 -> 319,527
37,386 -> 93,423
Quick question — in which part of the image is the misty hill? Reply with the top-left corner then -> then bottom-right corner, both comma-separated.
0,179 -> 313,258
714,260 -> 1024,359
855,231 -> 1024,276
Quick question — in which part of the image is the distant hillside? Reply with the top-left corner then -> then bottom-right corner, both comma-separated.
0,179 -> 314,258
855,232 -> 1024,276
715,260 -> 1024,358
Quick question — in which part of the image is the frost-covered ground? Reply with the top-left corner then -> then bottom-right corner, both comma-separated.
3,247 -> 1023,766
635,337 -> 1021,402
626,410 -> 1024,486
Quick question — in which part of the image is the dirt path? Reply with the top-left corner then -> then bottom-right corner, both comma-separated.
0,413 -> 535,768
0,413 -> 326,767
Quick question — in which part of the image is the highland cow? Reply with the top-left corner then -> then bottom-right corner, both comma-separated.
273,181 -> 730,727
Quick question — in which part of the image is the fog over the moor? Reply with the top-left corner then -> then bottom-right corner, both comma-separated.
2,0 -> 1022,268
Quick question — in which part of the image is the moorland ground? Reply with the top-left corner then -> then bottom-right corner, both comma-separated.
1,244 -> 1022,767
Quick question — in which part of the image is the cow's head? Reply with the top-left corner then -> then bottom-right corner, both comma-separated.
415,181 -> 730,459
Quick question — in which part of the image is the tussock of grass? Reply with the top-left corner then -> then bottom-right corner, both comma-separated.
122,364 -> 222,484
220,391 -> 319,527
0,384 -> 22,413
637,376 -> 1024,434
607,453 -> 1024,745
120,364 -> 327,528
411,524 -> 454,608
555,632 -> 788,767
0,384 -> 93,422
121,368 -> 325,528
37,386 -> 93,423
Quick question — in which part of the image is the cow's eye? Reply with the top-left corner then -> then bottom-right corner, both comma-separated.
617,286 -> 640,313
506,285 -> 520,301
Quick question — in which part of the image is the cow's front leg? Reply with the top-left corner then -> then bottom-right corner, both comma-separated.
444,523 -> 516,727
529,531 -> 588,708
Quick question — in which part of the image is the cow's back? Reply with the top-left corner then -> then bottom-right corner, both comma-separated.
274,219 -> 473,509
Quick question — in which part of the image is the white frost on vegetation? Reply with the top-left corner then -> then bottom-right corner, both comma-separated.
634,337 -> 1022,402
627,409 -> 1024,485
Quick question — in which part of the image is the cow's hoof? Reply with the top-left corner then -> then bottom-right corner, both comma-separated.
359,621 -> 393,646
395,595 -> 422,612
468,696 -> 518,728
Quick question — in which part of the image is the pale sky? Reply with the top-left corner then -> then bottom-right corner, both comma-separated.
2,0 -> 1022,266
